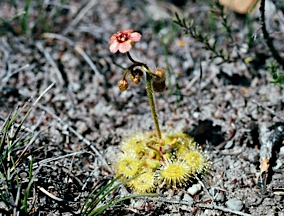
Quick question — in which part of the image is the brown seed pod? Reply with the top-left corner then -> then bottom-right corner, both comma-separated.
118,79 -> 129,91
153,68 -> 166,83
129,69 -> 143,84
152,80 -> 166,92
129,74 -> 141,84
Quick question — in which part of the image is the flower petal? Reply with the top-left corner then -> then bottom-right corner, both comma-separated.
109,34 -> 117,44
118,41 -> 132,53
130,32 -> 142,42
109,41 -> 119,53
122,29 -> 133,34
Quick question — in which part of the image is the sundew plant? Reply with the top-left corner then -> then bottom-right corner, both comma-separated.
109,29 -> 211,193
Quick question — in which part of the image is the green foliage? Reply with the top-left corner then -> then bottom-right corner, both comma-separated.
22,159 -> 34,214
268,61 -> 284,85
20,0 -> 32,35
81,175 -> 156,216
1,82 -> 151,214
174,10 -> 232,64
0,103 -> 37,214
174,0 -> 284,86
0,83 -> 54,214
173,1 -> 255,65
0,0 -> 68,37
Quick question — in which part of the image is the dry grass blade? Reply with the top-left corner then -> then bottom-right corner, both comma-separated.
42,33 -> 102,76
62,0 -> 99,35
36,103 -> 112,174
0,82 -> 55,214
82,174 -> 157,216
35,42 -> 64,86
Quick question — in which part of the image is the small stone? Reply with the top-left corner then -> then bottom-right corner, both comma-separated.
279,146 -> 284,155
187,183 -> 202,196
192,112 -> 200,119
75,121 -> 88,134
226,198 -> 243,211
19,172 -> 28,179
215,192 -> 225,202
132,199 -> 144,209
224,140 -> 234,149
182,194 -> 193,205
0,201 -> 8,211
70,83 -> 81,92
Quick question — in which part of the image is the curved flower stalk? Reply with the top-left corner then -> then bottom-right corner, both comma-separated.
109,29 -> 164,140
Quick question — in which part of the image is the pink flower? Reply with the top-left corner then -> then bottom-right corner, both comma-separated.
109,29 -> 142,53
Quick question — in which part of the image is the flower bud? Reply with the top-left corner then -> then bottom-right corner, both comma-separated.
129,74 -> 141,84
153,68 -> 166,83
118,79 -> 129,91
152,80 -> 166,92
129,69 -> 143,85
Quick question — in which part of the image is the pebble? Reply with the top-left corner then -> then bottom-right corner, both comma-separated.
132,199 -> 144,209
226,198 -> 243,211
0,201 -> 8,211
182,193 -> 193,205
187,183 -> 202,196
279,146 -> 284,155
75,121 -> 88,134
215,192 -> 225,202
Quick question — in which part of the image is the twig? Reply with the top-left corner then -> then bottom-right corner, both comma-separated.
62,167 -> 84,187
259,0 -> 284,69
36,104 -> 112,174
11,131 -> 41,172
0,64 -> 31,89
198,203 -> 251,216
36,104 -> 131,195
38,186 -> 79,215
32,82 -> 55,107
38,186 -> 65,202
62,0 -> 98,35
44,1 -> 71,10
42,33 -> 102,76
74,44 -> 102,76
32,150 -> 87,169
0,38 -> 11,78
42,33 -> 74,45
82,158 -> 99,190
258,122 -> 284,194
146,197 -> 251,216
0,114 -> 34,133
1,16 -> 34,90
252,99 -> 284,122
31,111 -> 45,131
248,196 -> 265,207
195,175 -> 214,203
35,42 -> 65,86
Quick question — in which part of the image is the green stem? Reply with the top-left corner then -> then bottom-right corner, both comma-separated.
146,141 -> 162,160
126,52 -> 162,140
146,73 -> 162,140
